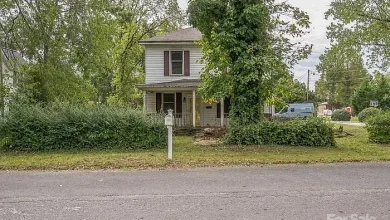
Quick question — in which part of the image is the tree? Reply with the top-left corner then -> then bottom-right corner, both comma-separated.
1,0 -> 100,104
272,74 -> 315,111
315,43 -> 369,108
326,0 -> 390,70
351,73 -> 390,113
0,0 -> 184,106
188,0 -> 312,125
108,0 -> 185,107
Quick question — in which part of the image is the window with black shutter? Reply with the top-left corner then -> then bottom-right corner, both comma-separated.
217,97 -> 231,118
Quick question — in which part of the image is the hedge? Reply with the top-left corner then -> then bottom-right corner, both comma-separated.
0,105 -> 167,151
366,111 -> 390,144
358,107 -> 381,122
226,118 -> 335,147
331,109 -> 351,121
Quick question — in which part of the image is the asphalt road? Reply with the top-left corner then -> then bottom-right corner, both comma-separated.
1,163 -> 389,220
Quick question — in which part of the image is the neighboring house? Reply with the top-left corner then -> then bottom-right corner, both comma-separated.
137,28 -> 274,127
318,102 -> 330,116
0,49 -> 22,114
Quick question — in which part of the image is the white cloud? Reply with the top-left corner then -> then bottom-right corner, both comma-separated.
178,0 -> 333,89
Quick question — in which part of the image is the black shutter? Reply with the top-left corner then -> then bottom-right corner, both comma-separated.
184,51 -> 190,76
217,102 -> 221,118
156,93 -> 162,112
176,93 -> 182,118
224,97 -> 230,114
164,51 -> 169,76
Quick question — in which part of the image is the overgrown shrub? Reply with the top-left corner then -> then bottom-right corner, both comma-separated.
366,111 -> 390,144
226,118 -> 335,147
358,107 -> 381,122
0,104 -> 167,151
331,109 -> 351,121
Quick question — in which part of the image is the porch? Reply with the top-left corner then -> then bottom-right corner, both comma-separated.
137,79 -> 230,127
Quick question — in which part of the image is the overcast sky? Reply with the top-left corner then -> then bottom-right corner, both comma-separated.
177,0 -> 333,89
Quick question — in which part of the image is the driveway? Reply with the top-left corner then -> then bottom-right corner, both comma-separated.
331,121 -> 366,126
1,163 -> 389,220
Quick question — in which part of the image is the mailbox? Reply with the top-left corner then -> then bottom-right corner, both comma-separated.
165,109 -> 174,160
165,109 -> 174,126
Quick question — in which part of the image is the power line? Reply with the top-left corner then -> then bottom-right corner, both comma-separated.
295,72 -> 307,81
318,76 -> 369,84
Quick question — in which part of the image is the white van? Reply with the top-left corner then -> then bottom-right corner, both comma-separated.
274,103 -> 315,118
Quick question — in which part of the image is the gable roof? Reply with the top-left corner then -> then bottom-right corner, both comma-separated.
139,27 -> 202,44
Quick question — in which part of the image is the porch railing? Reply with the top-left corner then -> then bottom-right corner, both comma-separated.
147,112 -> 230,127
173,113 -> 191,127
146,112 -> 191,127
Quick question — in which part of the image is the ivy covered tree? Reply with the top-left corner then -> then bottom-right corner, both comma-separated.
188,0 -> 312,125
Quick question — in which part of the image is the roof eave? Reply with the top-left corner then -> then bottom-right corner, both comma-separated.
139,41 -> 199,45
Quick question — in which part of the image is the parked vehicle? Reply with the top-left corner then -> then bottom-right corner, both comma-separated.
274,103 -> 315,118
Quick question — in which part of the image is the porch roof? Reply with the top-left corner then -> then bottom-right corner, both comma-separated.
136,79 -> 201,91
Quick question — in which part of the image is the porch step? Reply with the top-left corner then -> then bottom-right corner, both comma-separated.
174,127 -> 202,136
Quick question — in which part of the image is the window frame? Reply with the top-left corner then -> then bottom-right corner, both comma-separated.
162,93 -> 176,113
170,50 -> 184,76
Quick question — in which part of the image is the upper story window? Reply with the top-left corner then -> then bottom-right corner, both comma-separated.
171,51 -> 183,75
164,50 -> 190,77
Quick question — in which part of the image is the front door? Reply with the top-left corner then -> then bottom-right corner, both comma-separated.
189,97 -> 201,127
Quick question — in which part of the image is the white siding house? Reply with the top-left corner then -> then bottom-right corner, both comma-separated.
137,28 -> 273,127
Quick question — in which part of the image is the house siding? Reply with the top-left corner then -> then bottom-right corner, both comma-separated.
144,44 -> 203,84
202,102 -> 219,126
145,92 -> 156,113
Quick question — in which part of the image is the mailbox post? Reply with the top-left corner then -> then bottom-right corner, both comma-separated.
165,109 -> 174,160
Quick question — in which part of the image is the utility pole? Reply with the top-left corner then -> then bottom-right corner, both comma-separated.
307,69 -> 310,101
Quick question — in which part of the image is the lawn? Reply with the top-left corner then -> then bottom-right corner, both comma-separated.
1,125 -> 390,170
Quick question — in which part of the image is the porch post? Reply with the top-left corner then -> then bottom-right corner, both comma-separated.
143,90 -> 146,112
220,98 -> 224,126
271,104 -> 275,116
192,90 -> 196,127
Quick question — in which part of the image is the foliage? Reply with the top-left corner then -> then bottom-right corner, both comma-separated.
357,107 -> 381,122
326,0 -> 390,70
0,104 -> 167,151
272,74 -> 316,111
188,0 -> 312,124
331,109 -> 351,121
225,118 -> 335,147
366,111 -> 390,144
108,0 -> 184,106
351,73 -> 390,114
2,126 -> 390,170
0,0 -> 184,106
315,43 -> 369,107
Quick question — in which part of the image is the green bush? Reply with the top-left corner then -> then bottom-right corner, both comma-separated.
366,111 -> 390,144
226,118 -> 335,147
331,109 -> 351,121
0,104 -> 167,151
358,107 -> 381,122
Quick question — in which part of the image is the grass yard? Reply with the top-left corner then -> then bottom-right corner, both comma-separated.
350,116 -> 359,122
1,125 -> 390,170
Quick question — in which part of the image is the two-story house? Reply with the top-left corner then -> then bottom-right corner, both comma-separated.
137,27 -> 274,127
